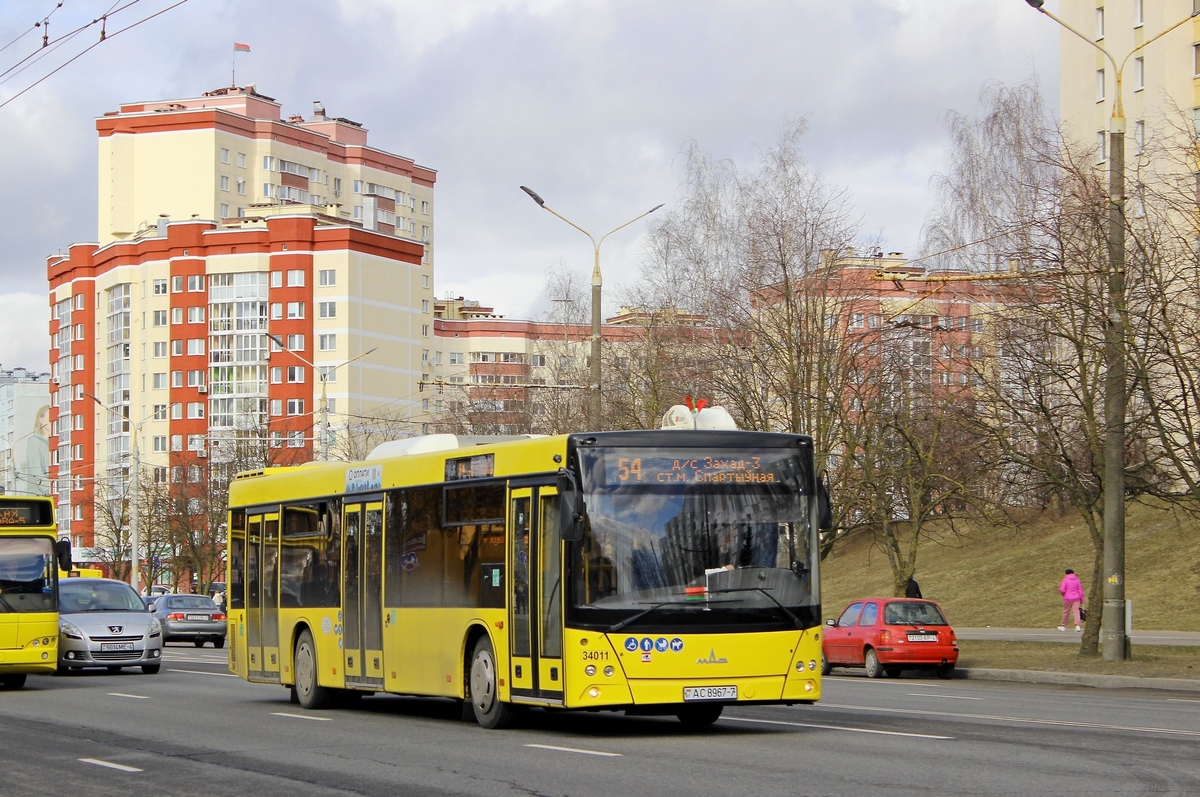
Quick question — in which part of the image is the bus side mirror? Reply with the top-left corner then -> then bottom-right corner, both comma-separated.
817,474 -> 833,531
556,469 -> 584,542
55,539 -> 72,573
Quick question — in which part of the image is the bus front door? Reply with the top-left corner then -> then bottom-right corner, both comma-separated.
246,511 -> 281,682
508,487 -> 563,704
343,499 -> 384,688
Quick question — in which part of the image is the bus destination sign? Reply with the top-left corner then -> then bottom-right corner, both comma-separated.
599,449 -> 791,486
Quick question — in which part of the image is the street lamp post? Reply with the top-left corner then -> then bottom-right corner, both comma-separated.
90,394 -> 148,596
267,335 -> 377,461
1024,0 -> 1197,661
520,186 -> 663,430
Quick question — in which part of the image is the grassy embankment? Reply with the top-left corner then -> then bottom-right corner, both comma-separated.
819,499 -> 1200,679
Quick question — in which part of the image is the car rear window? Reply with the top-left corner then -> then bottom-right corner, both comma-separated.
168,596 -> 217,610
884,602 -> 948,626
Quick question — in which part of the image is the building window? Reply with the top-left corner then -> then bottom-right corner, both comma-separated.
1096,69 -> 1105,102
1134,0 -> 1143,27
187,338 -> 205,356
153,404 -> 167,420
449,352 -> 463,365
270,399 -> 282,416
153,279 -> 168,295
318,301 -> 336,319
270,303 -> 283,320
1095,7 -> 1104,39
318,334 -> 336,351
153,341 -> 167,358
187,370 -> 205,387
1134,120 -> 1145,154
237,152 -> 246,168
287,302 -> 305,319
421,299 -> 430,313
287,430 -> 305,448
188,434 -> 205,451
319,365 -> 336,384
318,269 -> 336,286
188,275 -> 204,292
171,307 -> 184,325
270,367 -> 282,384
422,324 -> 430,337
187,402 -> 205,419
220,148 -> 230,164
220,203 -> 230,217
171,434 -> 183,452
422,274 -> 429,289
286,398 -> 305,415
153,372 -> 167,389
287,269 -> 305,287
153,310 -> 167,327
220,175 -> 230,191
850,313 -> 864,328
287,366 -> 305,383
172,339 -> 184,356
1096,131 -> 1106,164
188,306 -> 205,324
1134,57 -> 1144,92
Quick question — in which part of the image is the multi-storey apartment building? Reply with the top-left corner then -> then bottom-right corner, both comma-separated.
0,367 -> 53,496
48,87 -> 436,561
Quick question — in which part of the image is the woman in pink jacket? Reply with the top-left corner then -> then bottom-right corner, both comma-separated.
1059,569 -> 1085,631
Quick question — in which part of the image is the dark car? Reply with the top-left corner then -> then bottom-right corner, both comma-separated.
148,594 -> 227,648
58,577 -> 163,674
822,598 -> 958,679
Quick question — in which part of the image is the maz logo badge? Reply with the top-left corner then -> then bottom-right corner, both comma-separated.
697,649 -> 728,664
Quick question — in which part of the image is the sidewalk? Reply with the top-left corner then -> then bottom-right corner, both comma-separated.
952,627 -> 1200,692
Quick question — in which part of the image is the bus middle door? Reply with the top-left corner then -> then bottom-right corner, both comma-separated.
246,510 -> 280,682
508,486 -> 563,704
342,498 -> 384,688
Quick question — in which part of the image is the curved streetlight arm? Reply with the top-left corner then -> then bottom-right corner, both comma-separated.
1025,0 -> 1197,122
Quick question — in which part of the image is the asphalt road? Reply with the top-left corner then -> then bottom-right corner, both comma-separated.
3,643 -> 1199,797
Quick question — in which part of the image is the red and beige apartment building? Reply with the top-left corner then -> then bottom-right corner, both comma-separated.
48,86 -> 436,557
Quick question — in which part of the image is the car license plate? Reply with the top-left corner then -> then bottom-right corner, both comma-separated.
683,686 -> 737,701
186,614 -> 209,621
101,642 -> 135,652
907,633 -> 938,642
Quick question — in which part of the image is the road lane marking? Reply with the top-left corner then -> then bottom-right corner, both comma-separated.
823,703 -> 1200,738
525,744 -> 622,757
1167,698 -> 1200,703
905,693 -> 983,700
272,712 -> 333,721
80,758 -> 143,772
168,668 -> 239,677
107,693 -> 150,699
724,715 -> 953,739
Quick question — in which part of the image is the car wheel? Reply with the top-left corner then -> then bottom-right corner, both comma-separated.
0,674 -> 27,689
820,650 -> 832,676
294,628 -> 334,709
936,663 -> 955,680
214,636 -> 226,650
469,635 -> 515,729
864,648 -> 884,678
884,667 -> 903,678
676,703 -> 723,727
194,640 -> 206,648
142,664 -> 161,675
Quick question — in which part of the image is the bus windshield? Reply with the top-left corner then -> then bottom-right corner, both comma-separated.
0,537 -> 56,614
572,446 -> 818,631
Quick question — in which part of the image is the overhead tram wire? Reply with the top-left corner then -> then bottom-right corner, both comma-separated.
0,0 -> 140,82
0,0 -> 189,111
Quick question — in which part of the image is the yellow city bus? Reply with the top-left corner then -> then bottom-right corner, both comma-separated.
0,495 -> 72,689
227,429 -> 829,728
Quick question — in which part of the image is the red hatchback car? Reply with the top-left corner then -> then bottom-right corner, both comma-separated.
822,598 -> 958,679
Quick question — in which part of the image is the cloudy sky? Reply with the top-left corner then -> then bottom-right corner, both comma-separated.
0,0 -> 1059,372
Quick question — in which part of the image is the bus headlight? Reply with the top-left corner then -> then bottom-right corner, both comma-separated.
809,660 -> 817,671
585,665 -> 596,676
604,666 -> 614,677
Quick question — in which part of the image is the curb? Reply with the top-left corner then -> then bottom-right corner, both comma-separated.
957,667 -> 1200,693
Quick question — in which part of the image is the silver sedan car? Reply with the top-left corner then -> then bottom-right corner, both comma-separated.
58,578 -> 163,674
147,594 -> 226,648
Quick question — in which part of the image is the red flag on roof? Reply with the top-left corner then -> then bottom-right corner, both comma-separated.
233,42 -> 251,52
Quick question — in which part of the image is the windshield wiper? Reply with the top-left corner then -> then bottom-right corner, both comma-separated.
707,587 -> 802,628
605,597 -> 740,633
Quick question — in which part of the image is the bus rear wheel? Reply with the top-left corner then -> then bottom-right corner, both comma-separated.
294,629 -> 334,710
469,636 -> 515,729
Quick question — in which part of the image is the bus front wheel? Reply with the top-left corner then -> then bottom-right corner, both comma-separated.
0,674 -> 27,689
676,703 -> 723,726
469,636 -> 515,729
294,629 -> 334,710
